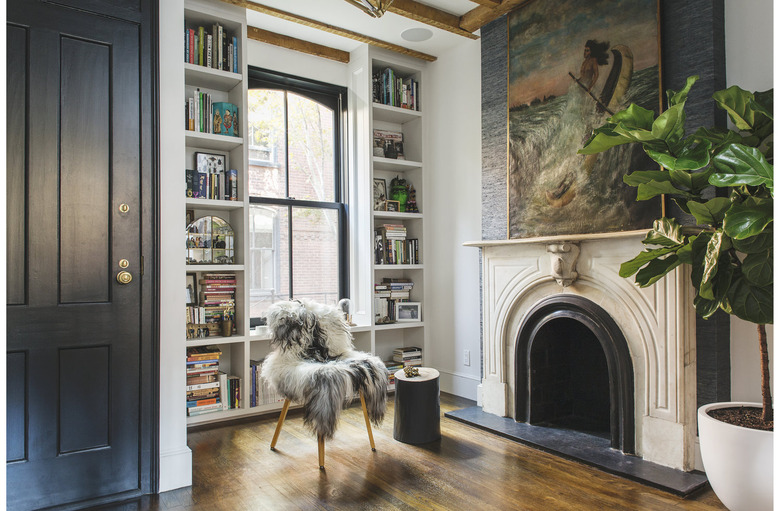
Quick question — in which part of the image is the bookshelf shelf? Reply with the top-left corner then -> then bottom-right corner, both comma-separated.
372,156 -> 422,172
186,198 -> 245,211
184,62 -> 242,90
374,322 -> 425,331
185,263 -> 245,272
185,131 -> 244,151
374,264 -> 424,271
186,335 -> 247,347
374,211 -> 423,220
373,103 -> 422,124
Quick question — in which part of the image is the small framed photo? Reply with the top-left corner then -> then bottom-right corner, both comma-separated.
396,302 -> 421,322
385,200 -> 400,212
185,273 -> 198,306
186,209 -> 195,227
373,178 -> 387,211
195,152 -> 226,174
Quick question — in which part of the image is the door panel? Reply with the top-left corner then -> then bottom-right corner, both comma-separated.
6,1 -> 154,508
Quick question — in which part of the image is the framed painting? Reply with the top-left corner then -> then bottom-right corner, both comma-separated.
507,0 -> 662,238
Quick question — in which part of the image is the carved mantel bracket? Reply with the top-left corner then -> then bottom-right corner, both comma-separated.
547,242 -> 580,287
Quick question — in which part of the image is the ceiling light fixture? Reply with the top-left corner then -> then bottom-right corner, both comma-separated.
343,0 -> 395,18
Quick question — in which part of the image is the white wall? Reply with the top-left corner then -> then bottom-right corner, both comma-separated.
247,40 -> 348,87
425,38 -> 483,399
724,0 -> 774,402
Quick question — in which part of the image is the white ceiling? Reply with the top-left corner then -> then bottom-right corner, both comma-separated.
246,0 -> 481,59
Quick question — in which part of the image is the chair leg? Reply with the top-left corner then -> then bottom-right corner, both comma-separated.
359,392 -> 377,452
318,434 -> 325,470
270,399 -> 291,451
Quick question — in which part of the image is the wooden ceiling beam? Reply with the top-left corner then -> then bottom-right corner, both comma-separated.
459,0 -> 533,32
468,0 -> 501,6
387,0 -> 479,40
247,26 -> 350,63
221,0 -> 437,61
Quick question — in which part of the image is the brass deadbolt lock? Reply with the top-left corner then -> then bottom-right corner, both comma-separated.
116,271 -> 133,284
119,204 -> 130,213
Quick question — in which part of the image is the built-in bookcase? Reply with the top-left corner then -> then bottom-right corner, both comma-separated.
348,47 -> 428,368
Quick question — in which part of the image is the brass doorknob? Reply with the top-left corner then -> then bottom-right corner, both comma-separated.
117,271 -> 133,284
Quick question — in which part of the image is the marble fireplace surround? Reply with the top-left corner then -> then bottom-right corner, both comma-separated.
465,231 -> 698,471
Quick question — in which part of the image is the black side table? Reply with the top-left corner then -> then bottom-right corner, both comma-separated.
393,367 -> 441,444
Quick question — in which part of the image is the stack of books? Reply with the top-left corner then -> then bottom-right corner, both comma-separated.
200,273 -> 236,336
375,224 -> 419,265
384,361 -> 404,391
393,346 -> 422,368
186,345 -> 222,416
249,359 -> 286,407
374,278 -> 414,323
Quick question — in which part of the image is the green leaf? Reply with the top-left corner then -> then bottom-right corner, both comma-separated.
694,294 -> 720,319
686,197 -> 731,225
753,89 -> 774,119
644,217 -> 685,246
635,179 -> 696,201
713,85 -> 757,130
699,231 -> 724,300
619,246 -> 678,278
646,139 -> 712,173
727,273 -> 773,324
668,75 -> 699,107
742,250 -> 773,286
723,197 -> 774,239
710,143 -> 774,194
579,126 -> 632,154
676,239 -> 695,264
623,170 -> 671,188
732,231 -> 773,253
651,104 -> 686,147
608,103 -> 656,130
694,126 -> 744,152
635,254 -> 683,287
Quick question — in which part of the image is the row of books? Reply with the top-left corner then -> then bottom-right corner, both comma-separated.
184,22 -> 239,73
186,89 -> 239,137
393,346 -> 422,367
384,361 -> 404,391
374,278 -> 414,323
249,360 -> 286,407
185,168 -> 238,201
372,67 -> 420,111
375,224 -> 419,265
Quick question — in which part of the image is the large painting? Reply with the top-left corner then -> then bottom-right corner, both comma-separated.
507,0 -> 662,238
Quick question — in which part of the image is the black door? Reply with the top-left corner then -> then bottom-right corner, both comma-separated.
6,1 -> 157,509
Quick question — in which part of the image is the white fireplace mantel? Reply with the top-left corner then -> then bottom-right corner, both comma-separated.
466,231 -> 698,471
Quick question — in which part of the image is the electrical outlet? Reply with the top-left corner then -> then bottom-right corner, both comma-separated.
463,349 -> 470,366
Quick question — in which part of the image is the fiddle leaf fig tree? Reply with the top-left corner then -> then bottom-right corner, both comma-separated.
579,76 -> 774,424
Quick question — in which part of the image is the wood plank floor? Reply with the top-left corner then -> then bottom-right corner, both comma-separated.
97,394 -> 727,510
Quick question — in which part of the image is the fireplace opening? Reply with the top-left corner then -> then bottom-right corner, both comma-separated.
515,295 -> 635,454
529,318 -> 611,438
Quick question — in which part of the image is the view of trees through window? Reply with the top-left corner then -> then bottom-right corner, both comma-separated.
247,72 -> 346,321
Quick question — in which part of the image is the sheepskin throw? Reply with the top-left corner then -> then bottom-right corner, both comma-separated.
262,299 -> 388,440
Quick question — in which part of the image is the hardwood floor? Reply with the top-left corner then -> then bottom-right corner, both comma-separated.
97,394 -> 727,510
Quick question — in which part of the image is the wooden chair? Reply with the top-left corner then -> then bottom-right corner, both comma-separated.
261,299 -> 387,470
270,392 -> 377,470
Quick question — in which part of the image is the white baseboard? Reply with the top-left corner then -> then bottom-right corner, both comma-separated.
438,370 -> 480,401
158,446 -> 193,493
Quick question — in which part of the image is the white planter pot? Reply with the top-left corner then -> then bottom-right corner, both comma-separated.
698,402 -> 773,511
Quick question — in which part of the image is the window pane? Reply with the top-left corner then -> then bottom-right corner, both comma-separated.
292,207 -> 339,305
287,93 -> 335,202
247,89 -> 286,199
249,205 -> 289,319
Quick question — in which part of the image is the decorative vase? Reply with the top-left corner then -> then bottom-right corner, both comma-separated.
221,318 -> 233,337
698,402 -> 773,511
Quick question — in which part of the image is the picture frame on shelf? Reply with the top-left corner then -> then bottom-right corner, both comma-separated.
373,178 -> 387,211
195,152 -> 226,174
385,200 -> 400,212
396,302 -> 421,322
186,209 -> 195,227
186,272 -> 198,306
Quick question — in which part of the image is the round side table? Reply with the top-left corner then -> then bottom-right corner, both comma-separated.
393,367 -> 441,444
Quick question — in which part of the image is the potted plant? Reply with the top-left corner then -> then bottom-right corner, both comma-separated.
579,76 -> 773,511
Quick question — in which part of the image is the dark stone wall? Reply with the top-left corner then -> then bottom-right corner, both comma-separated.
479,0 -> 729,403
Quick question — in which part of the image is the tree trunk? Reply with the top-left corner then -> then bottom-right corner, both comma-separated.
758,323 -> 772,423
